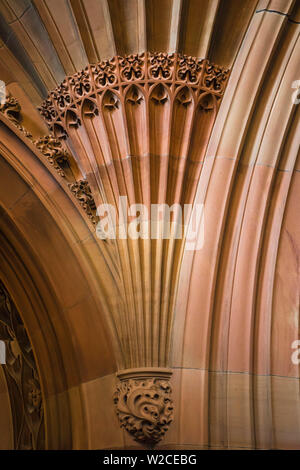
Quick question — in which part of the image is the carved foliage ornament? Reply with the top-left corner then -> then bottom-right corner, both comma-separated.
0,93 -> 33,139
68,179 -> 98,225
114,375 -> 173,446
0,281 -> 44,450
0,93 -> 20,124
35,135 -> 69,177
35,53 -> 230,379
0,94 -> 98,225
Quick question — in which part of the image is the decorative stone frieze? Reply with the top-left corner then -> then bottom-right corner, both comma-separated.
38,52 -> 229,131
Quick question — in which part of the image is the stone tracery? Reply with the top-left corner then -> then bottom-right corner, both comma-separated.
0,281 -> 44,450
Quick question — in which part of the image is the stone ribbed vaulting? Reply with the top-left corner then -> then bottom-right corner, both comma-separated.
36,53 -> 229,445
39,52 -> 229,371
0,0 -> 299,450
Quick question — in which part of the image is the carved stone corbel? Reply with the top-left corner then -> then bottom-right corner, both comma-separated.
114,368 -> 173,447
0,93 -> 33,140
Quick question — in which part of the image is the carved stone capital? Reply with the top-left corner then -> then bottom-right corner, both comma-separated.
68,179 -> 98,224
114,368 -> 173,447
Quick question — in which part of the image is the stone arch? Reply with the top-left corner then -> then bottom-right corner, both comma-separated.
0,115 -> 120,448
